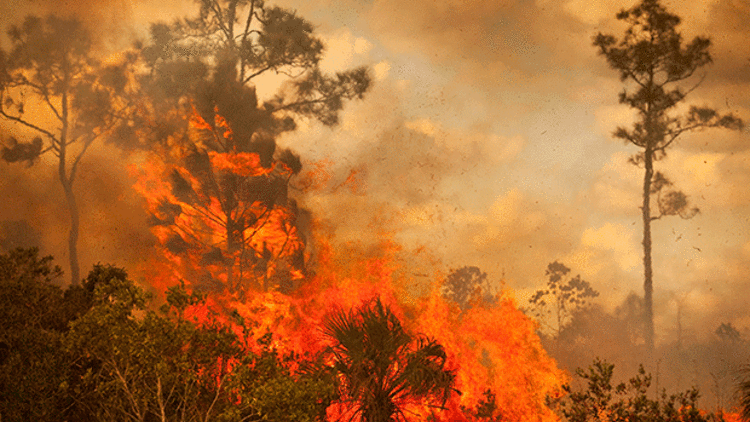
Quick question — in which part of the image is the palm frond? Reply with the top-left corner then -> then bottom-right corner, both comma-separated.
323,298 -> 457,421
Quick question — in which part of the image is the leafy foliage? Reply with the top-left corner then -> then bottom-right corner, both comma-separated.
740,364 -> 750,421
65,267 -> 336,421
228,335 -> 338,422
0,252 -> 338,421
560,358 -> 722,422
0,248 -> 68,421
649,172 -> 699,220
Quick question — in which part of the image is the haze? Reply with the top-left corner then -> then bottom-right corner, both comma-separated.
1,0 -> 748,408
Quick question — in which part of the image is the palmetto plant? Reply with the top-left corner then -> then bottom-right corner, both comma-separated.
323,298 -> 456,422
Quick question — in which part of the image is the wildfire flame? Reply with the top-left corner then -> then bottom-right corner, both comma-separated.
132,107 -> 568,421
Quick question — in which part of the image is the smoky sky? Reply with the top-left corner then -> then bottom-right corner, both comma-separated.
277,0 -> 750,345
1,0 -> 749,354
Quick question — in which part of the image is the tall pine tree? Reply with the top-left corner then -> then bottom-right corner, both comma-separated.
593,0 -> 742,353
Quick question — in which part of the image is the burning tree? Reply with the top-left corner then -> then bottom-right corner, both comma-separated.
593,0 -> 743,353
133,0 -> 371,295
0,15 -> 137,284
135,101 -> 309,296
0,245 -> 569,421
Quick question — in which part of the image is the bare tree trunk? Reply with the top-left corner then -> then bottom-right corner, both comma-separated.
642,147 -> 654,354
157,376 -> 167,422
59,88 -> 81,285
62,177 -> 81,285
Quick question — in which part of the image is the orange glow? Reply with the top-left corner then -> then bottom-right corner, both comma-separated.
334,167 -> 367,194
416,292 -> 565,421
720,411 -> 743,422
296,158 -> 334,193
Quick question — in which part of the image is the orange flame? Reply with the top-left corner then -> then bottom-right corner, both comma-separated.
209,151 -> 272,177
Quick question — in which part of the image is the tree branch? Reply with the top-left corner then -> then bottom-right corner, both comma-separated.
659,119 -> 713,151
10,76 -> 65,124
209,1 -> 232,42
69,133 -> 99,183
111,361 -> 144,422
38,87 -> 64,122
678,72 -> 706,96
242,64 -> 275,83
240,0 -> 257,46
157,376 -> 167,422
268,96 -> 330,113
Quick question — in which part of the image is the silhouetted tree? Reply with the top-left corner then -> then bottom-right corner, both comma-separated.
323,298 -> 456,422
442,265 -> 495,312
715,323 -> 742,343
613,292 -> 645,346
593,0 -> 743,353
139,0 -> 370,131
0,15 -> 137,284
528,261 -> 598,338
705,322 -> 747,411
